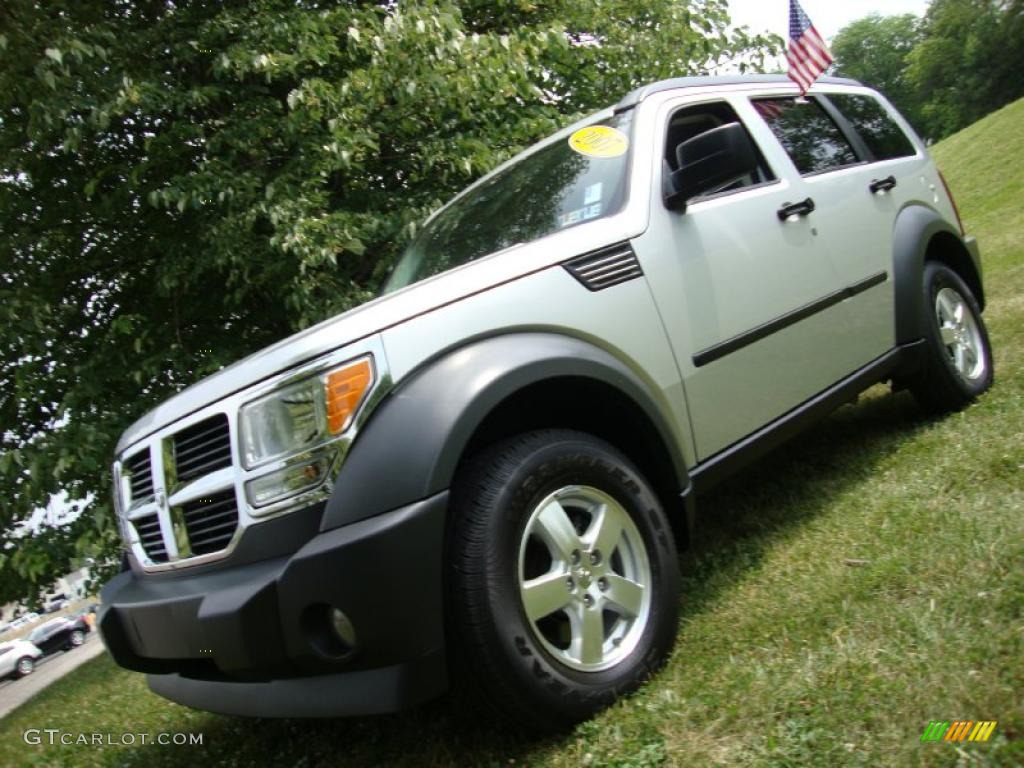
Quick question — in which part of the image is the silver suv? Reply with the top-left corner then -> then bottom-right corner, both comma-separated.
99,75 -> 992,730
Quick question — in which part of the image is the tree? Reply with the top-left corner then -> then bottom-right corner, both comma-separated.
831,13 -> 925,132
907,0 -> 1024,139
0,1 -> 780,602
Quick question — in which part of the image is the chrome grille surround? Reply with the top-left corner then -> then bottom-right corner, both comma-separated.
113,337 -> 390,573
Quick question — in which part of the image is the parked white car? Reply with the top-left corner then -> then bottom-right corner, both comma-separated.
0,640 -> 43,680
8,612 -> 40,631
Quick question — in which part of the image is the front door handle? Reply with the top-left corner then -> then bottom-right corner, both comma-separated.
869,175 -> 897,194
777,197 -> 816,221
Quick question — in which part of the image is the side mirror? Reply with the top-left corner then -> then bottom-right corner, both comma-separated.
665,122 -> 759,212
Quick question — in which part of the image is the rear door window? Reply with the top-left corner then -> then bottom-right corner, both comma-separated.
753,98 -> 860,175
828,94 -> 917,161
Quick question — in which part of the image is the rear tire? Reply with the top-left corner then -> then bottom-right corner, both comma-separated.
909,262 -> 993,413
448,430 -> 680,732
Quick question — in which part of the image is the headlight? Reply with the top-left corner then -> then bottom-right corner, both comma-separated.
239,356 -> 374,469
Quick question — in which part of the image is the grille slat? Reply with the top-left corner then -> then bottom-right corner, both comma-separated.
187,519 -> 239,541
133,514 -> 169,563
173,415 -> 232,484
182,507 -> 235,528
173,420 -> 232,452
180,488 -> 238,556
177,455 -> 233,481
185,507 -> 236,528
564,243 -> 644,291
124,451 -> 155,504
174,447 -> 232,472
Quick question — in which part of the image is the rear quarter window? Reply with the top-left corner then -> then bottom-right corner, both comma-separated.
828,94 -> 917,161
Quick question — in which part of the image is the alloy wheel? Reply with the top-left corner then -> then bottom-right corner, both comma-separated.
517,485 -> 652,672
935,287 -> 986,381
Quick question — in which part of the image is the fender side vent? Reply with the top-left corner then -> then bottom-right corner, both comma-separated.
564,243 -> 643,291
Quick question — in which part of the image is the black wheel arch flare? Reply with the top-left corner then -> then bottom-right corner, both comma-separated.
892,204 -> 985,345
321,333 -> 691,532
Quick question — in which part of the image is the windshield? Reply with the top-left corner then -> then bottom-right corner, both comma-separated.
383,111 -> 634,293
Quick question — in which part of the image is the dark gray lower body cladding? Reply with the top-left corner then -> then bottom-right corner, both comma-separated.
148,650 -> 446,718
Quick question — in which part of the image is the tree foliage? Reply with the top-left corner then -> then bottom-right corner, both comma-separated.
906,0 -> 1024,138
831,13 -> 925,131
833,0 -> 1024,140
0,1 -> 779,603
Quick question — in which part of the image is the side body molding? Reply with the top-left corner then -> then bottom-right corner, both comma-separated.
321,333 -> 689,531
892,204 -> 984,345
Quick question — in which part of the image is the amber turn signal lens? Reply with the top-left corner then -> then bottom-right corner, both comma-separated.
325,359 -> 373,434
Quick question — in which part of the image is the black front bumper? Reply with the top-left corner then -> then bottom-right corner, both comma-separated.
99,491 -> 449,717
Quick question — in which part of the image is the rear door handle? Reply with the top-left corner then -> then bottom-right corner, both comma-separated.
777,198 -> 816,221
869,175 -> 897,193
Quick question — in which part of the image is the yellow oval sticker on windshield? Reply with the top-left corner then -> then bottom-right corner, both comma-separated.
568,126 -> 629,158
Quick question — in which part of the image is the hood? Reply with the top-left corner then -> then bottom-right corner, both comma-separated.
116,207 -> 640,455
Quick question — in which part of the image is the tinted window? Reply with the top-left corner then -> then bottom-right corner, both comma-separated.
664,101 -> 775,199
753,98 -> 859,175
829,94 -> 917,161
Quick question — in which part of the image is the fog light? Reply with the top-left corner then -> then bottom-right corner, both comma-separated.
246,456 -> 331,511
301,603 -> 358,660
331,608 -> 357,649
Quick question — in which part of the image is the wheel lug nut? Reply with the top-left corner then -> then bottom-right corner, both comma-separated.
583,594 -> 594,607
598,577 -> 608,591
590,550 -> 602,565
571,549 -> 581,565
566,576 -> 575,590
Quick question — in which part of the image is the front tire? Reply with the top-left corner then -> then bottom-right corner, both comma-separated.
449,430 -> 680,732
909,262 -> 993,413
68,630 -> 85,649
16,656 -> 35,678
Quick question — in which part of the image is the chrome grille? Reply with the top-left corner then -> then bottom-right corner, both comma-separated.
564,243 -> 644,291
173,414 -> 232,484
133,514 -> 168,563
181,490 -> 239,555
121,413 -> 239,569
124,450 -> 154,504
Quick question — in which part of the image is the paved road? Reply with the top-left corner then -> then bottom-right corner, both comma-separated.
0,633 -> 106,720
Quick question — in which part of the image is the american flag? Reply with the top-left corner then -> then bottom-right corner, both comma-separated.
787,0 -> 833,94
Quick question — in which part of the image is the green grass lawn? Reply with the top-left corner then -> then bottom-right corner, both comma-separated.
2,100 -> 1021,768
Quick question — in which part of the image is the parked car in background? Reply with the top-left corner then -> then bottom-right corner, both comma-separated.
73,604 -> 100,629
26,617 -> 90,657
7,612 -> 40,631
44,594 -> 69,613
0,640 -> 43,680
